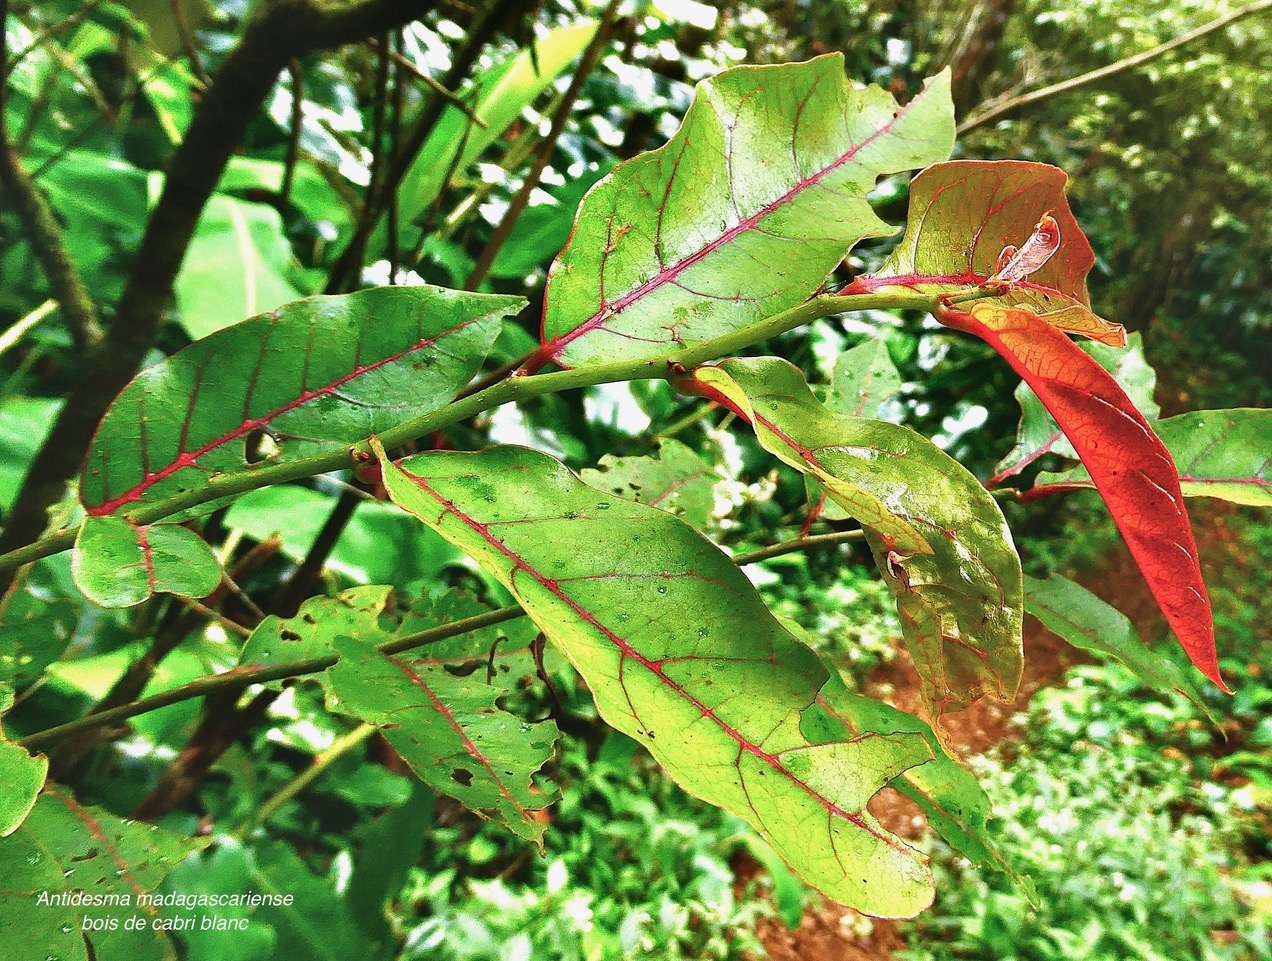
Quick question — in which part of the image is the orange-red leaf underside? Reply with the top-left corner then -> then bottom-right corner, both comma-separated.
941,302 -> 1226,691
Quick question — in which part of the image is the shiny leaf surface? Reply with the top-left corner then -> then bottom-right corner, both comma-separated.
375,442 -> 936,916
72,516 -> 221,608
539,57 -> 954,368
687,357 -> 1023,715
81,287 -> 520,516
940,302 -> 1223,689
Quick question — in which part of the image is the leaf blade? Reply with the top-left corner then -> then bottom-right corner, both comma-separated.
540,58 -> 954,368
1033,408 -> 1272,506
867,160 -> 1125,346
374,442 -> 936,917
941,302 -> 1224,689
80,287 -> 521,516
687,357 -> 1024,715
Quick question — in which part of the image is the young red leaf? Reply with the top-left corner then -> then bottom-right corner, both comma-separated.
939,302 -> 1226,690
864,161 -> 1126,347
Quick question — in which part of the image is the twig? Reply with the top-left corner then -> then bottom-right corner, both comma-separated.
0,15 -> 105,357
270,487 -> 362,616
279,59 -> 303,205
958,0 -> 1272,134
3,0 -> 105,80
168,0 -> 211,87
390,50 -> 487,127
17,529 -> 872,752
0,298 -> 56,358
237,722 -> 377,835
465,0 -> 621,289
0,0 -> 434,579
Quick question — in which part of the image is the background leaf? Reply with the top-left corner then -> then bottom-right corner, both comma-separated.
80,287 -> 521,516
941,302 -> 1222,689
169,192 -> 305,340
0,685 -> 46,836
375,20 -> 601,259
1033,408 -> 1271,507
72,516 -> 222,608
994,332 -> 1160,484
688,357 -> 1023,715
824,338 -> 903,419
869,160 -> 1125,346
376,442 -> 937,917
1025,575 -> 1212,715
539,57 -> 954,368
0,787 -> 206,961
578,439 -> 719,529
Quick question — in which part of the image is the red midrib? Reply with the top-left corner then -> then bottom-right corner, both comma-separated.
397,464 -> 903,850
386,656 -> 527,812
86,318 -> 481,516
543,83 -> 941,361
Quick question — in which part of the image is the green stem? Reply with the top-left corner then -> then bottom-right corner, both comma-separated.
237,722 -> 378,836
15,529 -> 868,751
0,289 -> 979,575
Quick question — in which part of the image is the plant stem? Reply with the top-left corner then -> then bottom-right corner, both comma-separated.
0,298 -> 56,358
16,528 -> 871,751
237,722 -> 378,836
958,0 -> 1272,134
0,289 -> 974,575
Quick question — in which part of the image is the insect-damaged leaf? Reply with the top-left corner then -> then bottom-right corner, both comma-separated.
72,516 -> 221,608
0,786 -> 206,961
685,357 -> 1023,716
1033,408 -> 1272,507
809,675 -> 1029,893
240,586 -> 557,842
80,287 -> 522,517
373,441 -> 936,917
579,438 -> 719,530
940,302 -> 1224,690
537,56 -> 954,369
865,160 -> 1125,347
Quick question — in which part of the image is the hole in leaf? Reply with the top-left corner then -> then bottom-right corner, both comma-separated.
245,428 -> 281,464
451,768 -> 473,787
280,629 -> 301,641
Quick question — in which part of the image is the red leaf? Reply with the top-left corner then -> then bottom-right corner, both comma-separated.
863,161 -> 1126,347
939,302 -> 1226,691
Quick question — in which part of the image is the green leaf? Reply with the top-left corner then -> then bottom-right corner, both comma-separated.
687,357 -> 1024,715
0,397 -> 63,512
538,58 -> 953,369
994,333 -> 1159,484
374,442 -> 936,917
328,635 -> 557,845
240,586 -> 555,841
170,192 -> 304,339
0,559 -> 78,690
72,516 -> 221,608
377,20 -> 601,258
865,160 -> 1126,347
0,685 -> 46,836
223,485 -> 463,586
80,287 -> 521,517
810,675 -> 1029,894
825,338 -> 903,419
1032,409 -> 1271,507
489,163 -> 615,280
164,837 -> 369,961
0,787 -> 206,961
579,439 -> 719,529
219,156 -> 352,241
1025,574 -> 1214,716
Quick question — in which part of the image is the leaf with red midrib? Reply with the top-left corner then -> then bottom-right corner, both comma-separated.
373,440 -> 937,917
940,302 -> 1226,690
534,56 -> 954,370
863,161 -> 1126,347
80,287 -> 521,517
